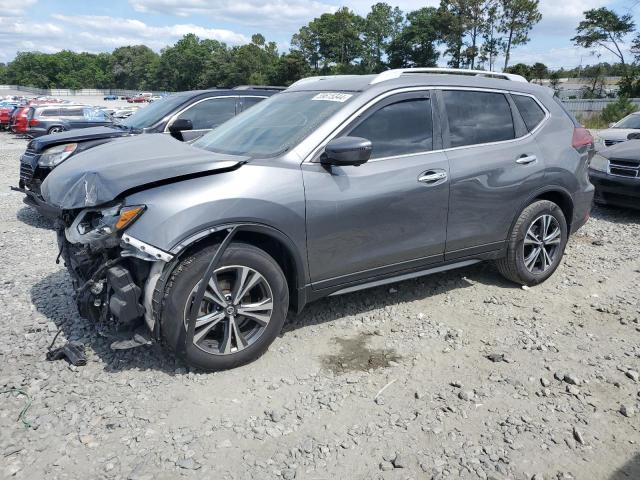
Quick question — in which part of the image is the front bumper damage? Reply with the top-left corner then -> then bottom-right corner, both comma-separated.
57,224 -> 173,336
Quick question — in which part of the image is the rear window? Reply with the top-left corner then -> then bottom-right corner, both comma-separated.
513,94 -> 546,131
59,107 -> 84,117
40,108 -> 60,117
443,91 -> 515,147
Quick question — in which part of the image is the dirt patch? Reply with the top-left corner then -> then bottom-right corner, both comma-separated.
321,334 -> 401,374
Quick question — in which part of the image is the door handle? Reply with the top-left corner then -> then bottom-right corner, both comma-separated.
516,155 -> 537,165
418,170 -> 447,184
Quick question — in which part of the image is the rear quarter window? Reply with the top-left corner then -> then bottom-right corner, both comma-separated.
442,90 -> 515,147
512,94 -> 546,131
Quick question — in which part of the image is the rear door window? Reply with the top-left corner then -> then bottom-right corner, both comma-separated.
40,108 -> 60,117
176,97 -> 237,130
512,94 -> 546,131
348,97 -> 433,159
442,90 -> 515,147
60,107 -> 84,117
239,96 -> 266,112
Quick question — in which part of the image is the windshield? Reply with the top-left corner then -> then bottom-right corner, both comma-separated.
615,113 -> 640,129
119,94 -> 184,129
192,91 -> 357,158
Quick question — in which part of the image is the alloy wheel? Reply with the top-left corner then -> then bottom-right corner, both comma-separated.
184,265 -> 274,355
522,214 -> 562,274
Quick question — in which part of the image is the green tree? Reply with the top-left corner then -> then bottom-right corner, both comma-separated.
600,96 -> 638,124
270,51 -> 310,86
572,8 -> 634,66
110,45 -> 159,89
362,3 -> 404,72
291,25 -> 321,71
530,62 -> 548,82
316,7 -> 365,72
223,34 -> 280,87
499,0 -> 541,70
505,62 -> 531,80
438,0 -> 469,68
548,71 -> 561,93
387,7 -> 442,68
479,0 -> 502,70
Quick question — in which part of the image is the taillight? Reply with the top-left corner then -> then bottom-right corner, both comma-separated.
29,119 -> 39,127
572,127 -> 593,149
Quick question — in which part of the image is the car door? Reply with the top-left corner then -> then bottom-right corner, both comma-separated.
439,89 -> 546,259
169,96 -> 238,141
302,90 -> 450,289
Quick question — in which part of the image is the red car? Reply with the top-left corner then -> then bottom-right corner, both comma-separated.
0,107 -> 12,130
127,96 -> 147,103
10,106 -> 30,134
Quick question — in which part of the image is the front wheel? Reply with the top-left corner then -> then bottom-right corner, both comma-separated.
496,200 -> 568,286
159,242 -> 289,371
48,126 -> 64,134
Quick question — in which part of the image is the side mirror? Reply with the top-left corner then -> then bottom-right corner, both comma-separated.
169,118 -> 193,140
628,132 -> 640,140
321,136 -> 372,167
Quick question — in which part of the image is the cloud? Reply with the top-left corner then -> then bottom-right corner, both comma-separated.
0,0 -> 37,16
129,0 -> 336,28
0,14 -> 248,62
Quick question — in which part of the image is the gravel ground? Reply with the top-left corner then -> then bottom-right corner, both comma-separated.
1,131 -> 639,480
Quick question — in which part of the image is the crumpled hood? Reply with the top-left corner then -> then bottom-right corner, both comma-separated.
600,139 -> 640,160
41,134 -> 246,210
29,126 -> 129,152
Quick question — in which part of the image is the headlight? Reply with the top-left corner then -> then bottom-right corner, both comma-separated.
66,204 -> 146,244
38,143 -> 78,167
589,153 -> 609,172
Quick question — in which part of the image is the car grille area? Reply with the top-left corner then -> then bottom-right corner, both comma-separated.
19,162 -> 34,183
609,158 -> 640,178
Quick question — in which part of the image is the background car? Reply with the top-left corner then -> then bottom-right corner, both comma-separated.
10,106 -> 30,134
17,87 -> 281,211
589,139 -> 640,209
111,106 -> 141,118
103,94 -> 118,100
26,105 -> 112,137
127,96 -> 147,103
594,111 -> 640,149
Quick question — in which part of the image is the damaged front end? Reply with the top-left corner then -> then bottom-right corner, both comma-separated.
56,202 -> 171,335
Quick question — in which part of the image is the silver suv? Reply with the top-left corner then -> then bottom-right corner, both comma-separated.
41,68 -> 595,370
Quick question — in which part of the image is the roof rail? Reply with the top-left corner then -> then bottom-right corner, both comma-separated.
288,75 -> 362,88
232,85 -> 287,91
370,68 -> 528,85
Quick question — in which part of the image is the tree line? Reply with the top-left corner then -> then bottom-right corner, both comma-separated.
0,0 -> 544,90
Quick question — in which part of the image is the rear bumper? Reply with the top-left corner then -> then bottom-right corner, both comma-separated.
589,169 -> 640,210
570,183 -> 595,233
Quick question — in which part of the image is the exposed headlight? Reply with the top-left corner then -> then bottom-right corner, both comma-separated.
589,153 -> 609,172
38,143 -> 78,168
66,204 -> 146,244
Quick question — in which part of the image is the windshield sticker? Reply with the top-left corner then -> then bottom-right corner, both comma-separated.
311,92 -> 353,102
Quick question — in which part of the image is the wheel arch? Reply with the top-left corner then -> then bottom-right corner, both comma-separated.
168,223 -> 308,313
512,186 -> 575,235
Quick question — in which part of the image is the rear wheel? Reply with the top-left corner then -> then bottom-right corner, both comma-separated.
159,243 -> 289,371
496,200 -> 568,286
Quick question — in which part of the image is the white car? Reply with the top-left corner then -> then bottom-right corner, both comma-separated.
594,111 -> 640,150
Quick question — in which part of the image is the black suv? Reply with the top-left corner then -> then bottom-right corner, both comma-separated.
16,87 -> 282,215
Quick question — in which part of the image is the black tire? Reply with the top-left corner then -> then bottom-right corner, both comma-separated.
48,126 -> 64,134
159,242 -> 289,371
496,200 -> 568,286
